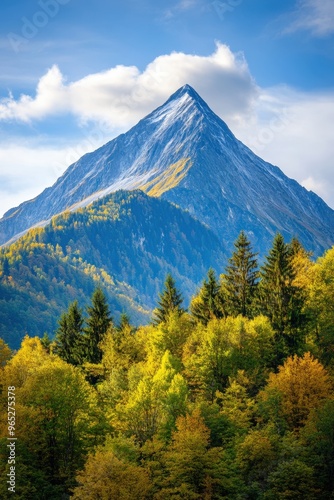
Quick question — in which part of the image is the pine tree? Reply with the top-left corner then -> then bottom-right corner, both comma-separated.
288,237 -> 305,258
223,231 -> 258,317
257,234 -> 305,364
118,313 -> 132,332
84,288 -> 113,364
40,332 -> 52,354
190,268 -> 225,324
153,274 -> 185,324
54,301 -> 85,365
258,234 -> 295,334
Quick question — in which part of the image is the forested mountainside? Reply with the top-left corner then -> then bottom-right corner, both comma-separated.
0,190 -> 225,348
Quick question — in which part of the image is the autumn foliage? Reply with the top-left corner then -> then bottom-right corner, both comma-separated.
1,235 -> 334,499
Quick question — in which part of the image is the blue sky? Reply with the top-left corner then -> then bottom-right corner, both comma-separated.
0,0 -> 334,216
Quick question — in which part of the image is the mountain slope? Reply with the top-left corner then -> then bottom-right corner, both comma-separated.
0,190 -> 225,348
1,85 -> 333,255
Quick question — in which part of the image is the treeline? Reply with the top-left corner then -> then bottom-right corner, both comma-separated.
1,231 -> 334,499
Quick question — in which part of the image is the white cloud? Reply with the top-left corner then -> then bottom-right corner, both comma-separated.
235,87 -> 334,208
286,0 -> 334,36
0,127 -> 116,218
0,144 -> 68,217
0,43 -> 258,129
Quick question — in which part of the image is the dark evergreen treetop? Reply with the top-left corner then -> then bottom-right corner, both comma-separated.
153,274 -> 185,324
256,233 -> 307,365
223,231 -> 258,318
84,288 -> 113,364
118,312 -> 132,331
190,268 -> 225,325
54,300 -> 85,366
258,233 -> 295,333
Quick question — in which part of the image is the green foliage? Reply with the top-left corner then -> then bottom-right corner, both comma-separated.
84,288 -> 113,364
301,399 -> 334,496
153,274 -> 185,324
0,337 -> 104,498
265,459 -> 318,499
2,195 -> 334,498
257,233 -> 306,365
0,190 -> 226,349
53,300 -> 85,365
223,230 -> 258,318
0,338 -> 11,370
157,409 -> 235,499
306,246 -> 334,366
190,268 -> 225,325
183,315 -> 275,399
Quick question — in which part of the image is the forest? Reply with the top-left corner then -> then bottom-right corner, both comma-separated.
1,231 -> 334,499
0,190 -> 225,348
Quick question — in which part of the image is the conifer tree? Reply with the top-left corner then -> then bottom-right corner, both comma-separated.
40,332 -> 52,354
257,234 -> 295,335
190,268 -> 224,324
257,234 -> 305,363
84,288 -> 113,364
118,312 -> 132,332
223,231 -> 258,317
288,237 -> 305,258
54,300 -> 84,365
153,274 -> 185,324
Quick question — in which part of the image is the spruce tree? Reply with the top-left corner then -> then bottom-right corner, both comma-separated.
84,288 -> 113,364
118,313 -> 132,332
223,231 -> 258,317
54,301 -> 84,365
190,268 -> 225,325
153,274 -> 185,324
258,234 -> 293,332
258,234 -> 304,363
40,332 -> 52,354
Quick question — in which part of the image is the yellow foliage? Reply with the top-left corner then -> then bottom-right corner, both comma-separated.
3,336 -> 50,388
172,409 -> 210,451
141,158 -> 192,197
72,450 -> 151,499
291,247 -> 314,290
263,352 -> 332,429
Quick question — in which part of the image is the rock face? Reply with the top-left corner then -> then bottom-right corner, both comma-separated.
1,84 -> 333,254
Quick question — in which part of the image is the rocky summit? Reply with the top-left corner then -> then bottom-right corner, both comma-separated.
1,84 -> 333,254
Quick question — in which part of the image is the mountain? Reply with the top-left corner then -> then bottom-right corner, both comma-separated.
0,190 -> 225,348
1,85 -> 334,255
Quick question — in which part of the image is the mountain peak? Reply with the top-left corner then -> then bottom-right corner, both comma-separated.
148,83 -> 223,135
1,84 -> 334,257
171,84 -> 200,99
164,84 -> 207,109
